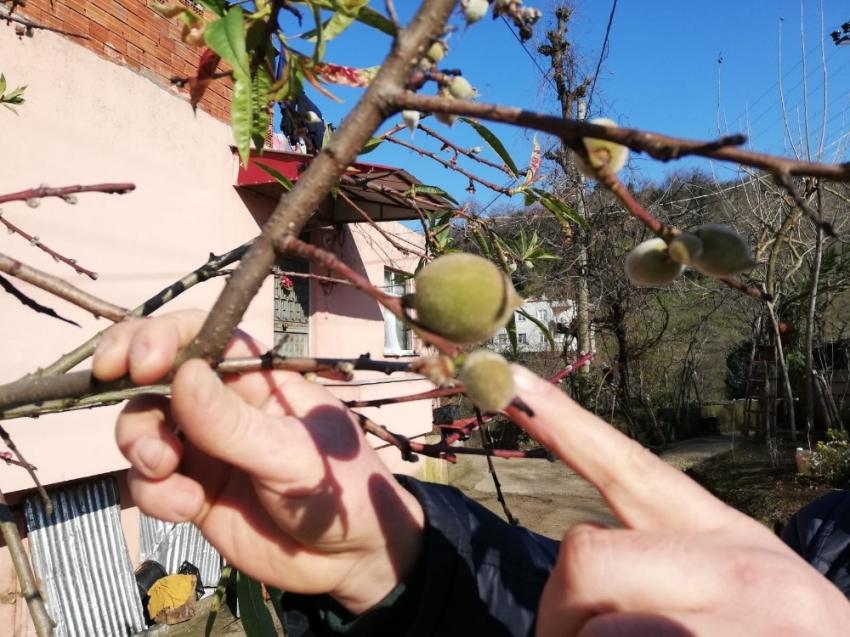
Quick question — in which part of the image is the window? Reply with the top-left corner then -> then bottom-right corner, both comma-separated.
383,269 -> 415,355
498,333 -> 509,346
517,311 -> 527,321
519,333 -> 527,345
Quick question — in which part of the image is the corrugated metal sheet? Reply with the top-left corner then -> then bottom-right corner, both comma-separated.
139,515 -> 221,588
24,477 -> 146,637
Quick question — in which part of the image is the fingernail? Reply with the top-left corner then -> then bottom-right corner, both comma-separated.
135,439 -> 163,473
511,365 -> 545,396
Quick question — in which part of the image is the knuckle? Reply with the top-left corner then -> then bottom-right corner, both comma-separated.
558,526 -> 611,592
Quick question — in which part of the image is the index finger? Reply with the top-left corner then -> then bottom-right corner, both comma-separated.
509,365 -> 742,533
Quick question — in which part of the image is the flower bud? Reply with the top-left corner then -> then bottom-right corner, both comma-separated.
573,118 -> 629,179
413,253 -> 522,344
402,110 -> 420,134
433,110 -> 457,127
427,41 -> 448,63
462,0 -> 489,26
624,238 -> 684,287
460,350 -> 515,413
470,146 -> 483,154
449,76 -> 478,100
667,232 -> 703,266
692,224 -> 757,278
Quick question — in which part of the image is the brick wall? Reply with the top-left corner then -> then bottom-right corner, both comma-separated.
17,0 -> 233,122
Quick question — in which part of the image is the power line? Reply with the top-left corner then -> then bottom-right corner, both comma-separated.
500,15 -> 557,93
586,0 -> 618,113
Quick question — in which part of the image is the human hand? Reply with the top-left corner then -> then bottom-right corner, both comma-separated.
93,311 -> 424,614
510,365 -> 850,636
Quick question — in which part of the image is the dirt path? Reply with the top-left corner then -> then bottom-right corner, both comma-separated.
457,435 -> 734,539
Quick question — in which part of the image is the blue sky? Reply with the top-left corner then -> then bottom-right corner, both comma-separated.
277,1 -> 850,207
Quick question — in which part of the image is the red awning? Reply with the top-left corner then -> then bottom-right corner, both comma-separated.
235,148 -> 455,223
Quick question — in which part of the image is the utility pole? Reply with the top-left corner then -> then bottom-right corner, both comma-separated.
538,5 -> 593,404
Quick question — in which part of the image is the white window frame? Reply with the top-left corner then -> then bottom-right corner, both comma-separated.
382,269 -> 417,357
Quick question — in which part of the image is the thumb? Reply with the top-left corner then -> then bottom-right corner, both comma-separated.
171,360 -> 310,481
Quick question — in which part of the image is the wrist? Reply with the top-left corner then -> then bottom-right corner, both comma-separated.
331,485 -> 425,615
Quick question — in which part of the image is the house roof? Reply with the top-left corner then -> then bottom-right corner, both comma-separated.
235,148 -> 455,224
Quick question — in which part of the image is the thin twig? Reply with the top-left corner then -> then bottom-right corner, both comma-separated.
338,191 -> 430,259
477,408 -> 520,525
418,124 -> 515,176
0,253 -> 128,321
33,241 -> 253,378
216,352 -> 420,381
0,386 -> 171,421
0,489 -> 55,637
0,183 -> 135,205
344,385 -> 462,408
385,134 -> 514,195
0,423 -> 50,513
274,269 -> 353,286
774,172 -> 833,235
0,214 -> 99,279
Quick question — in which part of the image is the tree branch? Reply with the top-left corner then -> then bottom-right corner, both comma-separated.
0,489 -> 55,637
0,214 -> 99,279
179,0 -> 457,365
0,183 -> 135,205
0,253 -> 128,321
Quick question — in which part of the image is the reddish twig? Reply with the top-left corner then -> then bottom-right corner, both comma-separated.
0,214 -> 99,279
274,269 -> 353,286
338,191 -> 430,260
384,134 -> 513,195
0,183 -> 135,205
344,385 -> 463,409
0,423 -> 50,513
418,124 -> 515,176
549,351 -> 596,383
0,253 -> 129,321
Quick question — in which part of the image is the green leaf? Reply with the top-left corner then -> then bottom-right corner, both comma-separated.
488,227 -> 512,274
310,4 -> 325,64
236,571 -> 277,637
323,11 -> 356,39
231,76 -> 253,167
205,7 -> 249,81
518,308 -> 555,351
459,118 -> 520,178
403,185 -> 458,205
194,0 -> 225,16
251,65 -> 273,151
265,585 -> 285,625
0,74 -> 6,95
255,162 -> 294,190
204,565 -> 233,637
3,104 -> 18,114
294,1 -> 395,35
532,189 -> 591,231
358,137 -> 383,155
471,227 -> 491,257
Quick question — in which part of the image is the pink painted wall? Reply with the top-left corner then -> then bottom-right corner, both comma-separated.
0,24 -> 436,635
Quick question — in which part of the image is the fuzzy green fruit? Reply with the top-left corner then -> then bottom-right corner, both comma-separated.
692,224 -> 757,278
449,76 -> 478,100
413,253 -> 522,344
427,41 -> 448,63
434,110 -> 457,127
667,232 -> 703,266
460,350 -> 515,413
574,118 -> 629,179
624,238 -> 684,287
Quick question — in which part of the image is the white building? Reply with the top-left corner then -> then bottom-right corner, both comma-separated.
489,297 -> 576,352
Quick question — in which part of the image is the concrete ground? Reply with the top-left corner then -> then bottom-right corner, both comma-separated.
135,435 -> 734,636
455,435 -> 735,538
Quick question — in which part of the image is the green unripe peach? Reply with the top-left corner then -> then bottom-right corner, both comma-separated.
449,76 -> 478,100
667,232 -> 703,266
624,238 -> 684,287
460,350 -> 515,413
691,224 -> 757,278
412,253 -> 522,344
574,118 -> 629,179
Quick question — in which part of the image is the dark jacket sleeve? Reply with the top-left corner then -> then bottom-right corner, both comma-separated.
782,489 -> 850,598
279,475 -> 560,636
